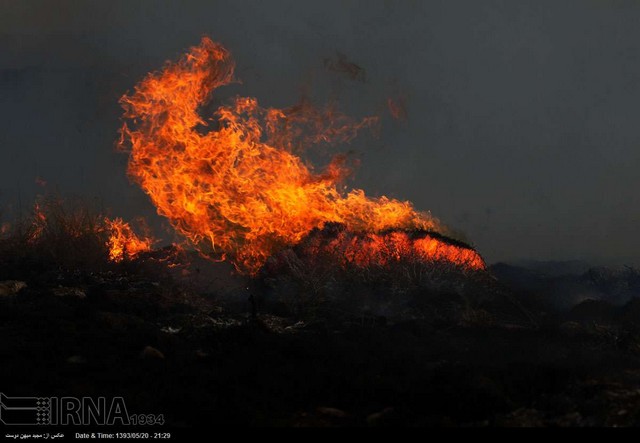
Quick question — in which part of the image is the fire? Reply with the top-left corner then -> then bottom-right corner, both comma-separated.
27,202 -> 47,244
303,227 -> 485,271
105,217 -> 154,262
118,37 -> 483,274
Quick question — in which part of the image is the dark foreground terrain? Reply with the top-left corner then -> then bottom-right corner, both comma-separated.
3,252 -> 640,429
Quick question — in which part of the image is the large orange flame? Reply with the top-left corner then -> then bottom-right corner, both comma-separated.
118,37 -> 482,274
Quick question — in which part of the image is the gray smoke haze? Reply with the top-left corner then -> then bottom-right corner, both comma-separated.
2,0 -> 640,265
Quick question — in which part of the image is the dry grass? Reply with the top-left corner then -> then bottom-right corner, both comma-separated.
0,195 -> 113,276
263,234 -> 490,323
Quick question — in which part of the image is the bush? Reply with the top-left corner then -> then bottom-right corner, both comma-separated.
260,223 -> 490,322
0,195 -> 116,279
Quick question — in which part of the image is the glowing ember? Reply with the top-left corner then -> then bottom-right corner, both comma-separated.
27,202 -> 47,244
387,96 -> 408,122
296,225 -> 484,271
118,37 -> 482,274
105,218 -> 154,262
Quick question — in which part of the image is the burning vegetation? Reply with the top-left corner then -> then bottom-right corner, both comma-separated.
104,217 -> 155,262
118,37 -> 484,275
0,196 -> 155,271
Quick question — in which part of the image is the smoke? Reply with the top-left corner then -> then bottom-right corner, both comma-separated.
2,1 -> 640,264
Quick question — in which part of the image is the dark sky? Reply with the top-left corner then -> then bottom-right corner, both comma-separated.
2,0 -> 640,265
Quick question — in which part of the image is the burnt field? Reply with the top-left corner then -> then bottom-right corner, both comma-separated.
3,225 -> 640,428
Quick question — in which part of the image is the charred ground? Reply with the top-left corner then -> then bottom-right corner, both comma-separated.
2,207 -> 640,427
